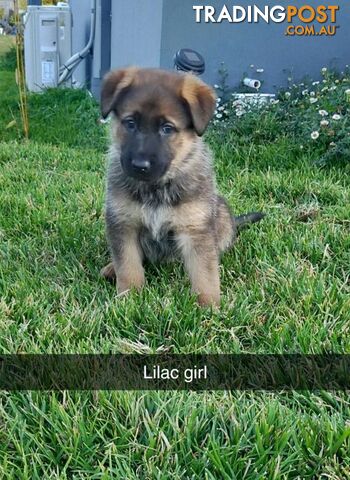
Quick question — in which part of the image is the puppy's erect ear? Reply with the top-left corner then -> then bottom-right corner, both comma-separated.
181,75 -> 216,136
100,67 -> 137,118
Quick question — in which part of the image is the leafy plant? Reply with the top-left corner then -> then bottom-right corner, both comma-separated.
0,45 -> 16,70
211,66 -> 350,166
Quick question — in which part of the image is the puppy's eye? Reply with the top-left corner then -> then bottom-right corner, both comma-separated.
123,118 -> 136,132
160,124 -> 175,135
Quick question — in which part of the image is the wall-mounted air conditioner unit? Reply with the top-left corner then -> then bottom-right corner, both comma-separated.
24,3 -> 72,92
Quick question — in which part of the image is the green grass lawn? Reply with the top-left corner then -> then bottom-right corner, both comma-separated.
0,36 -> 350,478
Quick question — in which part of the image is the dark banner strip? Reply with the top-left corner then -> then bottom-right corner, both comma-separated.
0,354 -> 350,391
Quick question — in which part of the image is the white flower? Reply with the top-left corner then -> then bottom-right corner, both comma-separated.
310,91 -> 316,97
321,67 -> 327,73
312,81 -> 320,86
310,98 -> 318,104
329,142 -> 336,147
236,110 -> 245,117
332,114 -> 341,120
323,80 -> 327,84
214,84 -> 219,89
224,110 -> 229,114
311,131 -> 320,140
217,97 -> 221,102
300,145 -> 304,149
319,110 -> 328,116
285,92 -> 291,98
320,120 -> 329,126
218,106 -> 225,111
345,89 -> 350,95
270,99 -> 279,105
329,86 -> 336,91
216,113 -> 223,119
256,68 -> 264,73
335,79 -> 340,84
250,64 -> 255,68
321,87 -> 328,92
302,89 -> 309,96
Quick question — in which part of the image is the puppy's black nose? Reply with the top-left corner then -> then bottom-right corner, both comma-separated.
131,157 -> 151,173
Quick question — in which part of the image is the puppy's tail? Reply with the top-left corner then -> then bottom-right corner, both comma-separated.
234,212 -> 266,231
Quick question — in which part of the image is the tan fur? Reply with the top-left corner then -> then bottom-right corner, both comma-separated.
181,75 -> 217,135
101,67 -> 138,118
114,230 -> 145,293
177,231 -> 220,305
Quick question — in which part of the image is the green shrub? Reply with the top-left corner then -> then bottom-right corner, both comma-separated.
0,45 -> 17,70
212,66 -> 350,166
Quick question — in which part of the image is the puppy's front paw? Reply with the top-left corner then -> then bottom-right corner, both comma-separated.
117,272 -> 145,294
197,291 -> 220,308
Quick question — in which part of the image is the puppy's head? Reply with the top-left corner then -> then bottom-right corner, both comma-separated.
101,68 -> 216,182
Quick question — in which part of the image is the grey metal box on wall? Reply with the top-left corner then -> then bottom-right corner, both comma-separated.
24,5 -> 72,92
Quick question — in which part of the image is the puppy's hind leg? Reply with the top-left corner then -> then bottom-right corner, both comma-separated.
215,196 -> 236,253
215,196 -> 266,253
100,262 -> 116,282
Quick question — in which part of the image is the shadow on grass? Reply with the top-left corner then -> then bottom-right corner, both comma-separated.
0,83 -> 108,151
27,88 -> 108,151
0,48 -> 107,150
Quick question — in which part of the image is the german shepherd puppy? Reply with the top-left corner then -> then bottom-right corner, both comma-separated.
100,67 -> 264,306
